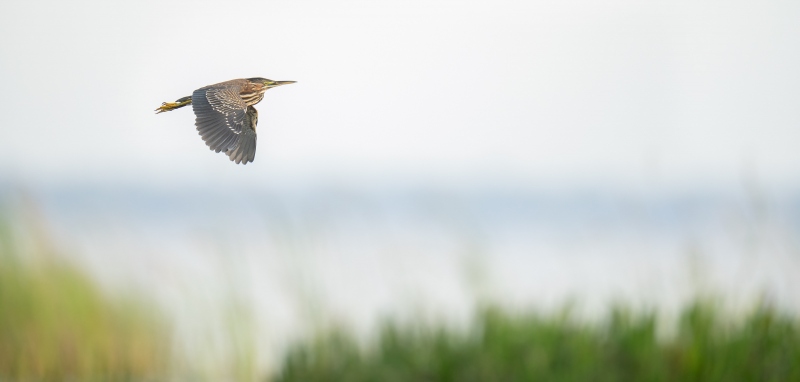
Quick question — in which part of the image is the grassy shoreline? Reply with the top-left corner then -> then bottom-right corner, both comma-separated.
2,204 -> 799,381
0,208 -> 169,381
276,301 -> 800,381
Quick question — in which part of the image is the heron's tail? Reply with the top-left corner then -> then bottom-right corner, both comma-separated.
155,96 -> 192,114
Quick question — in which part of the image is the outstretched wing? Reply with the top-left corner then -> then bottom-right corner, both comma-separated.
191,82 -> 257,164
225,106 -> 258,165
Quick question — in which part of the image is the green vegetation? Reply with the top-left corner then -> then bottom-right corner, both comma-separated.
2,202 -> 800,381
276,302 -> 800,381
0,209 -> 170,381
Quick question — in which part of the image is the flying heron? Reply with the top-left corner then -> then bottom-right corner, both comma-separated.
156,78 -> 295,164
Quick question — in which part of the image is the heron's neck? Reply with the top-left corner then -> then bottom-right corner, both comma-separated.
242,89 -> 266,106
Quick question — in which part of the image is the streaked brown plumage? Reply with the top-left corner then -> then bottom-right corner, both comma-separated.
156,78 -> 295,165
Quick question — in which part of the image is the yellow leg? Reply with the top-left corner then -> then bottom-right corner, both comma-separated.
155,96 -> 192,114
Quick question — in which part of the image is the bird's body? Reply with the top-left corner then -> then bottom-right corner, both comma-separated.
156,77 -> 295,164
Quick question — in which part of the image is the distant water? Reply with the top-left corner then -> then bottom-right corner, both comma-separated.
20,184 -> 800,364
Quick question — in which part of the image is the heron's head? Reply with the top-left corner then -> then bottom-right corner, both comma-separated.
248,77 -> 296,89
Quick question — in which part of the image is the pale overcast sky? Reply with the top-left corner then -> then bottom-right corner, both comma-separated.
1,0 -> 798,189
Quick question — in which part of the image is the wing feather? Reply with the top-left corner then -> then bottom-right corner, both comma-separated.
191,84 -> 249,155
225,106 -> 258,164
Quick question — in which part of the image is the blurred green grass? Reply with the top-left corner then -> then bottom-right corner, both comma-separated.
276,301 -> 800,382
2,199 -> 800,381
0,206 -> 170,381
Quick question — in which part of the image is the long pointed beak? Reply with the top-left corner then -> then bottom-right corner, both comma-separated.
273,80 -> 296,87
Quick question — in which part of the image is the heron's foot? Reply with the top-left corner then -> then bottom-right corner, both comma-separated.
155,102 -> 180,113
155,96 -> 192,114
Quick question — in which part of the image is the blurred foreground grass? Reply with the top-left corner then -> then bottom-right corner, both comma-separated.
0,207 -> 169,381
2,200 -> 800,381
277,302 -> 800,381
